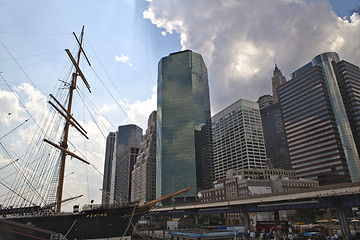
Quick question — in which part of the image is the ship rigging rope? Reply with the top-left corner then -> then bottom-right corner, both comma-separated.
64,219 -> 77,237
0,178 -> 36,205
0,157 -> 18,171
1,51 -> 64,73
0,67 -> 54,143
121,205 -> 137,240
0,49 -> 64,62
65,138 -> 103,177
0,43 -> 93,209
0,75 -> 66,208
77,89 -> 116,132
129,221 -> 151,240
65,90 -> 106,177
89,66 -> 137,126
0,146 -> 51,182
0,118 -> 29,140
4,149 -> 46,205
75,37 -> 156,199
75,88 -> 107,139
84,35 -> 140,125
0,144 -> 38,206
0,174 -> 55,201
9,103 -> 60,208
0,140 -> 49,207
0,40 -> 38,89
0,31 -> 72,36
48,87 -> 106,178
23,53 -> 76,207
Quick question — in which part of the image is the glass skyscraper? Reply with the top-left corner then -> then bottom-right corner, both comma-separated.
334,60 -> 360,166
278,52 -> 360,185
157,50 -> 214,204
109,124 -> 142,204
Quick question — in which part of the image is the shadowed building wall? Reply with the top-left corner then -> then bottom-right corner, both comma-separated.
101,132 -> 115,205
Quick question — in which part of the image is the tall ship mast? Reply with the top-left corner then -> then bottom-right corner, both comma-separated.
43,25 -> 91,214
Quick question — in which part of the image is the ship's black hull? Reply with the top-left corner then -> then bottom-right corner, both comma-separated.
1,205 -> 146,239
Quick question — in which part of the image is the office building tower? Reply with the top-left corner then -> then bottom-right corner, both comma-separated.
258,66 -> 291,170
212,99 -> 267,180
109,125 -> 142,204
101,132 -> 116,205
278,52 -> 360,185
157,50 -> 214,204
334,61 -> 360,159
259,101 -> 291,170
257,94 -> 273,109
131,111 -> 157,204
272,65 -> 287,103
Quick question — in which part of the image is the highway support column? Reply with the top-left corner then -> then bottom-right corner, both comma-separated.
242,207 -> 250,229
337,207 -> 351,239
195,211 -> 199,225
274,210 -> 280,228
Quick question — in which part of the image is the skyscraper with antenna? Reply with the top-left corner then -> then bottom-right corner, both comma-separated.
258,64 -> 291,170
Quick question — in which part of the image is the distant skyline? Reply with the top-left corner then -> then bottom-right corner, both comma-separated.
0,0 -> 359,210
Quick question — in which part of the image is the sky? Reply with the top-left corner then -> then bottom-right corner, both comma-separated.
0,0 -> 359,211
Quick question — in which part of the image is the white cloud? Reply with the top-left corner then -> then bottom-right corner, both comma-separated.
98,103 -> 118,114
15,83 -> 48,119
0,88 -> 23,125
144,0 -> 360,114
0,154 -> 9,167
115,54 -> 133,67
123,85 -> 157,131
0,83 -> 109,211
91,86 -> 156,135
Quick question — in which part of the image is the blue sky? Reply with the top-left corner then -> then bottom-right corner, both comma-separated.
0,0 -> 181,127
329,0 -> 359,17
0,0 -> 359,210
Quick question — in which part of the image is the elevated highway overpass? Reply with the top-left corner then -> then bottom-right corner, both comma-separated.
150,182 -> 360,238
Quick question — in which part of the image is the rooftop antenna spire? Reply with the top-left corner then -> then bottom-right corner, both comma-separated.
273,55 -> 277,68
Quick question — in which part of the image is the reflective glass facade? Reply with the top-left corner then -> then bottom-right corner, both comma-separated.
157,50 -> 214,203
212,99 -> 267,180
110,124 -> 142,204
278,52 -> 360,185
335,61 -> 360,166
